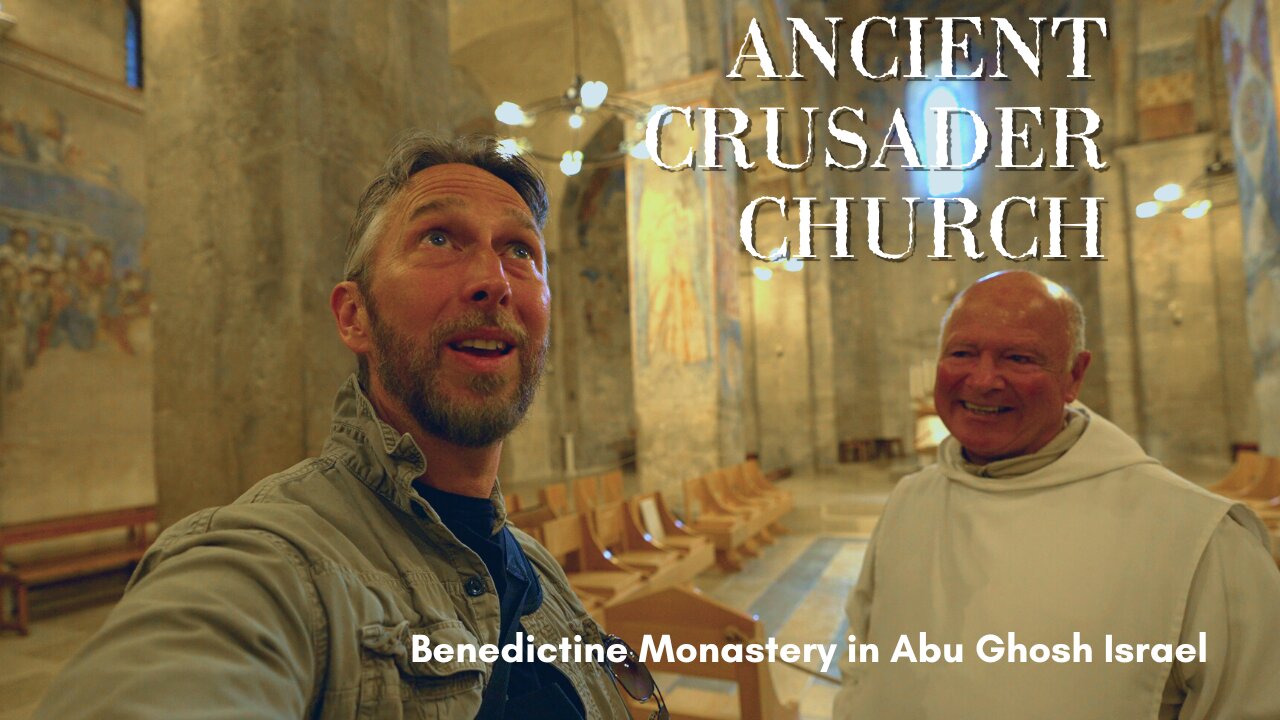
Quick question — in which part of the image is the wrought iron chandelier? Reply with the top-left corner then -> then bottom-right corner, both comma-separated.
493,0 -> 656,175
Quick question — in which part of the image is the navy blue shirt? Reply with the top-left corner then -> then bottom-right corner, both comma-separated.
417,485 -> 585,719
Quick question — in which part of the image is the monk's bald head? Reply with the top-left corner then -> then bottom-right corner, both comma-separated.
940,271 -> 1086,367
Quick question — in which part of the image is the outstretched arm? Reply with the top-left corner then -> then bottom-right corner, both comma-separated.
34,512 -> 320,720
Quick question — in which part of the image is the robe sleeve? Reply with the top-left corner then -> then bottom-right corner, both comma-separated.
833,524 -> 879,720
1170,514 -> 1280,719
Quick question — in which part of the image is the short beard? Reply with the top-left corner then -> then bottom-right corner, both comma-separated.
366,294 -> 547,448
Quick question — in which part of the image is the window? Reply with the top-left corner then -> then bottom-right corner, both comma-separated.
907,63 -> 980,197
125,0 -> 142,89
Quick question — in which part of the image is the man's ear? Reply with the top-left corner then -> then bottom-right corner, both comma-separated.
1063,350 -> 1092,403
331,281 -> 372,356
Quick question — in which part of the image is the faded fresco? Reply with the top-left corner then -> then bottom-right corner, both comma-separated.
0,89 -> 150,521
632,168 -> 713,368
1223,0 -> 1280,450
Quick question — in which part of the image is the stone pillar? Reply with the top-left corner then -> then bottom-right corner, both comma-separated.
626,73 -> 746,495
146,2 -> 450,524
1222,0 -> 1280,453
804,242 -> 839,472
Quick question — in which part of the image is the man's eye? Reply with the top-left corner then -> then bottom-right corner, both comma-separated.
1007,354 -> 1033,364
421,231 -> 449,247
508,242 -> 535,260
948,350 -> 973,358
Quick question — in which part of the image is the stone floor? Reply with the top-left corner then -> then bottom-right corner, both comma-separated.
0,461 -> 904,720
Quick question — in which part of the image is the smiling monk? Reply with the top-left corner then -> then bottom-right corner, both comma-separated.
834,270 -> 1280,720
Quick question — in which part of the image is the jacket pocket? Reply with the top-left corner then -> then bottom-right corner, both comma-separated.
357,619 -> 486,720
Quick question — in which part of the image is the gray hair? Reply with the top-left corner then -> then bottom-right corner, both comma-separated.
938,272 -> 1087,363
342,132 -> 549,289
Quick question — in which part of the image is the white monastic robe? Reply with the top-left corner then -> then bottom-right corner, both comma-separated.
834,408 -> 1280,720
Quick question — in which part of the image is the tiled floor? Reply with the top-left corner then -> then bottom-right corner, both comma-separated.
0,462 -> 903,720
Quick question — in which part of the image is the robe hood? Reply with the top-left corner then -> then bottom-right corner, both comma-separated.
937,406 -> 1158,492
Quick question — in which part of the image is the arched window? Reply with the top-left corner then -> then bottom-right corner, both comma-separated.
907,64 -> 979,197
125,0 -> 143,89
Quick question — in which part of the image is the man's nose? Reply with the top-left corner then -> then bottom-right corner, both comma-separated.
462,248 -> 511,308
966,354 -> 1005,390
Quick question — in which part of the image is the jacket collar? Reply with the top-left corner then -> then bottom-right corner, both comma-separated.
322,375 -> 509,531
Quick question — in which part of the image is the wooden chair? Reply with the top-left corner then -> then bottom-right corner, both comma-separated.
573,474 -> 602,511
1208,451 -> 1268,497
508,504 -> 557,543
743,459 -> 791,501
599,470 -> 625,504
591,500 -> 713,592
538,482 -> 571,516
630,492 -> 713,560
503,492 -> 524,514
683,475 -> 756,571
538,512 -> 642,605
706,469 -> 775,544
604,587 -> 800,720
734,462 -> 792,535
1242,458 -> 1280,509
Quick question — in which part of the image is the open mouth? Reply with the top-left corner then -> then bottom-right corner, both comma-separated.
961,401 -> 1012,416
448,338 -> 514,358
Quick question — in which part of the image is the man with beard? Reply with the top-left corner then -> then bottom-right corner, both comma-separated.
834,271 -> 1280,720
36,134 -> 630,719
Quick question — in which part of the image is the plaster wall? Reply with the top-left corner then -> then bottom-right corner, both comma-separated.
1,0 -> 127,80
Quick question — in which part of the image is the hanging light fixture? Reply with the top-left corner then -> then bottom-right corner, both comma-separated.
493,0 -> 655,174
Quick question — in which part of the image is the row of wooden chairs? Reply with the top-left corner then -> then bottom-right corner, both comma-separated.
1209,451 -> 1280,564
507,463 -> 799,719
505,472 -> 716,613
682,462 -> 793,571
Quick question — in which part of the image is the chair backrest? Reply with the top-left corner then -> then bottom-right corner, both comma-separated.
538,513 -> 585,569
598,470 -> 625,504
683,475 -> 716,520
1210,451 -> 1264,493
539,483 -> 571,516
503,492 -> 524,513
573,474 -> 601,510
508,504 -> 556,541
634,494 -> 667,544
1254,457 -> 1280,498
590,501 -> 629,549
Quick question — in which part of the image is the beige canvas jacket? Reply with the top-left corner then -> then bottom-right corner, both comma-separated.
35,376 -> 630,719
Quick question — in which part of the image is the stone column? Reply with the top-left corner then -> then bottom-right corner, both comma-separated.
1222,0 -> 1280,453
146,2 -> 450,524
804,241 -> 839,472
626,73 -> 746,495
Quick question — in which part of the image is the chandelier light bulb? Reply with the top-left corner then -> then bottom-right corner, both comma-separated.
1135,201 -> 1162,219
568,111 -> 585,130
1182,199 -> 1212,219
628,141 -> 649,160
580,81 -> 608,109
784,258 -> 804,272
1153,183 -> 1183,203
753,266 -> 773,281
559,150 -> 583,176
495,101 -> 529,127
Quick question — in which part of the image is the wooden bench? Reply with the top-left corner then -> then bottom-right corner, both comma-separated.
1,505 -> 157,635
